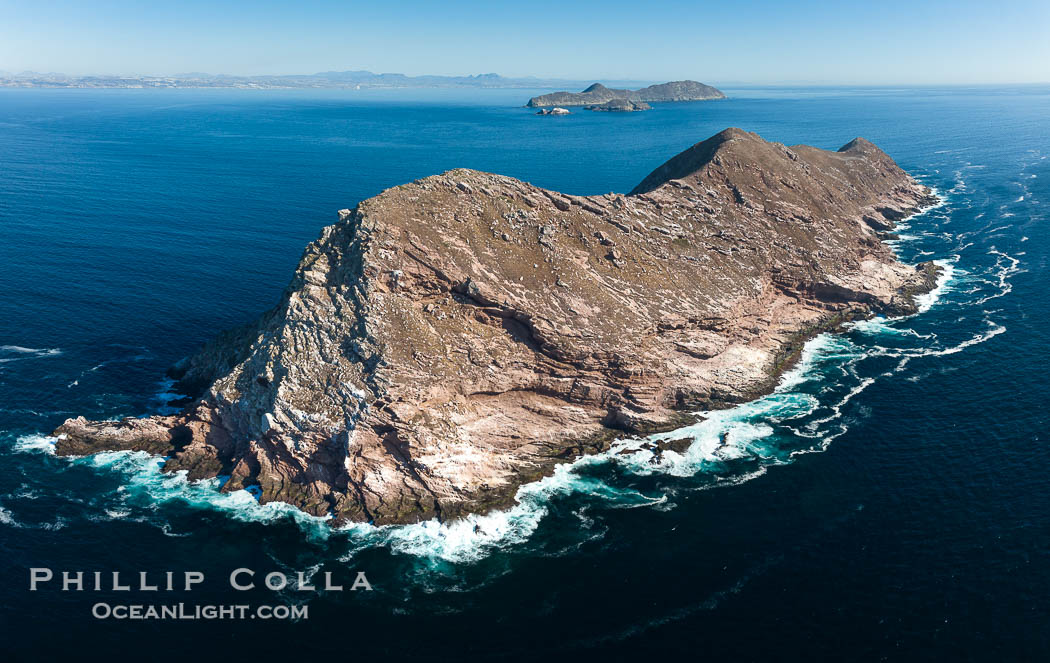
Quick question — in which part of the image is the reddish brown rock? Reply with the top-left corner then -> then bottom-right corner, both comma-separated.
54,128 -> 939,525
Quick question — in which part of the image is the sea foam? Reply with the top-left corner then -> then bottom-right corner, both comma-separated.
0,346 -> 62,364
79,450 -> 333,541
336,332 -> 845,563
915,257 -> 958,314
13,434 -> 57,455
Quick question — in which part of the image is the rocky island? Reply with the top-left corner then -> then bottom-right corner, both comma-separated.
586,99 -> 651,112
54,128 -> 938,525
527,80 -> 726,108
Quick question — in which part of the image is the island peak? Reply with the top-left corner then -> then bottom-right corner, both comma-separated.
838,136 -> 880,153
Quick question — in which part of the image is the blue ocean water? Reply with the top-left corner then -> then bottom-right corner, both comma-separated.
0,86 -> 1047,660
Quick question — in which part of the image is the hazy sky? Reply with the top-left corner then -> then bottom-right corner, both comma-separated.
2,0 -> 1048,84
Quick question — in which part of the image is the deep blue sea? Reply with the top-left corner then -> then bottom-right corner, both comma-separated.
0,86 -> 1047,660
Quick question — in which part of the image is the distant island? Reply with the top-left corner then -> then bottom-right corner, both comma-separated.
586,99 -> 651,112
0,70 -> 650,90
527,80 -> 726,108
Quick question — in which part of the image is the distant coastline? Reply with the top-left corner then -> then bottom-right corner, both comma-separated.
0,70 -> 657,90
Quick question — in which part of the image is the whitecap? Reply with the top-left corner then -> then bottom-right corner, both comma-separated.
0,505 -> 20,527
849,317 -> 935,339
0,346 -> 62,364
13,434 -> 57,455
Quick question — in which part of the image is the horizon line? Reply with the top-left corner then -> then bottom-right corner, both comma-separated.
2,69 -> 1049,88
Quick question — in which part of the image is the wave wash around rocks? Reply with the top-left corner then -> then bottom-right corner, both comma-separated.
53,128 -> 940,526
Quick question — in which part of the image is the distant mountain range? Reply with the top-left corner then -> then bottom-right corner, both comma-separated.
0,70 -> 654,90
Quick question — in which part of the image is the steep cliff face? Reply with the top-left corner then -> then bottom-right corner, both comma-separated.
526,80 -> 726,107
54,128 -> 938,525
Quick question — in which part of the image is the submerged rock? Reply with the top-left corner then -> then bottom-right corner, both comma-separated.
55,128 -> 939,525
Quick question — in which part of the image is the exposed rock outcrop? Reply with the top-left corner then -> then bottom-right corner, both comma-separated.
586,99 -> 651,112
54,128 -> 938,525
527,80 -> 726,108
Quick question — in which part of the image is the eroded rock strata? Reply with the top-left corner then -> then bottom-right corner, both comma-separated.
55,129 -> 939,525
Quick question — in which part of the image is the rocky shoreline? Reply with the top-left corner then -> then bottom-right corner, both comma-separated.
54,128 -> 939,525
586,99 -> 652,112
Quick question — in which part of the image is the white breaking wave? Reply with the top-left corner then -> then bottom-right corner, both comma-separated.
915,258 -> 958,314
922,186 -> 949,212
0,346 -> 62,364
13,434 -> 57,455
8,434 -> 333,540
77,450 -> 333,541
333,333 -> 846,563
849,318 -> 936,339
340,471 -> 558,563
